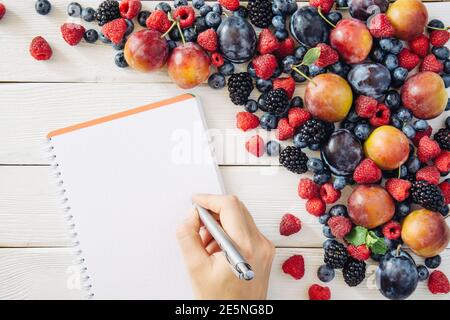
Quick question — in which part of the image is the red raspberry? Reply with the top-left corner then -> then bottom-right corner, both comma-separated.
279,213 -> 302,236
385,178 -> 411,202
119,0 -> 141,19
398,48 -> 420,71
252,54 -> 278,80
308,284 -> 331,300
275,38 -> 295,59
197,29 -> 217,52
412,126 -> 432,147
211,52 -> 224,67
435,151 -> 450,174
428,270 -> 450,294
408,34 -> 429,58
173,6 -> 195,29
320,183 -> 341,204
416,166 -> 441,185
219,0 -> 240,11
430,30 -> 450,47
29,36 -> 53,61
309,0 -> 334,14
276,118 -> 295,141
368,13 -> 395,38
236,112 -> 259,132
353,159 -> 382,184
257,29 -> 279,55
418,136 -> 441,163
288,108 -> 311,128
245,135 -> 265,157
315,43 -> 339,68
369,103 -> 391,127
0,3 -> 5,20
306,197 -> 326,217
298,178 -> 320,200
355,95 -> 378,118
146,10 -> 171,33
102,18 -> 127,44
438,181 -> 450,204
273,76 -> 295,99
420,54 -> 444,73
347,244 -> 370,261
328,216 -> 352,238
382,220 -> 402,240
60,23 -> 85,46
282,255 -> 305,280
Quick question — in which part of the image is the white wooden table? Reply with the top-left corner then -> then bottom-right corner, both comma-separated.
0,0 -> 449,300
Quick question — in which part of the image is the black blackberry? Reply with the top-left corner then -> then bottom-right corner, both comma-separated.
324,241 -> 348,269
95,0 -> 120,26
266,89 -> 289,116
343,258 -> 366,287
279,146 -> 308,174
410,180 -> 445,212
248,0 -> 273,29
434,128 -> 450,151
296,119 -> 333,147
227,72 -> 254,105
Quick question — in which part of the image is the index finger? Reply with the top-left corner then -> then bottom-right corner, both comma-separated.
192,194 -> 240,214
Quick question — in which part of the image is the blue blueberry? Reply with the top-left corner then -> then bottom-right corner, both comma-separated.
199,4 -> 212,17
257,93 -> 269,111
396,108 -> 413,123
137,11 -> 151,27
112,38 -> 126,50
205,11 -> 221,28
272,0 -> 297,16
294,134 -> 308,149
417,265 -> 429,281
402,124 -> 416,139
384,238 -> 402,251
444,60 -> 450,74
183,27 -> 197,42
390,115 -> 402,129
99,32 -> 111,44
319,213 -> 331,225
156,2 -> 171,13
212,3 -> 222,14
347,110 -> 360,123
413,119 -> 429,131
275,29 -> 289,41
407,157 -> 421,174
308,64 -> 326,77
271,66 -> 282,79
256,79 -> 273,93
341,120 -> 356,131
323,225 -> 334,239
294,45 -> 308,60
439,205 -> 449,217
67,2 -> 82,17
380,38 -> 403,55
323,239 -> 336,250
317,265 -> 335,283
193,0 -> 205,9
167,40 -> 177,51
354,123 -> 371,140
266,141 -> 281,156
290,96 -> 303,108
333,176 -> 347,191
396,201 -> 411,217
371,253 -> 383,262
329,204 -> 348,217
425,255 -> 441,269
392,67 -> 408,82
233,6 -> 248,18
442,74 -> 450,88
125,19 -> 134,36
291,66 -> 309,83
428,19 -> 445,30
326,11 -> 342,25
260,112 -> 278,130
194,16 -> 208,33
432,47 -> 450,60
219,62 -> 234,76
307,158 -> 324,173
384,90 -> 401,110
383,54 -> 398,71
169,27 -> 181,41
83,29 -> 98,43
272,15 -> 285,30
208,73 -> 226,89
245,100 -> 258,113
282,55 -> 300,73
309,143 -> 321,151
313,171 -> 331,185
371,48 -> 386,63
35,0 -> 52,15
174,0 -> 188,7
81,7 -> 95,22
328,61 -> 350,78
336,0 -> 348,8
114,51 -> 128,68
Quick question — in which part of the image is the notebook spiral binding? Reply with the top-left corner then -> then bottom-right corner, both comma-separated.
46,138 -> 94,299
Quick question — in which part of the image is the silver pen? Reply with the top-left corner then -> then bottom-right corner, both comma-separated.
194,204 -> 254,281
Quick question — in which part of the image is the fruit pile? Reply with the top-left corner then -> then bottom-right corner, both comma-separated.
19,0 -> 450,300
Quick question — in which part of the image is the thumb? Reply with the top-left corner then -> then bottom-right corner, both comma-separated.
176,208 -> 210,272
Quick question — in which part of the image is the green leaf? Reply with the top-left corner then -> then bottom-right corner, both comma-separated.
366,231 -> 388,255
302,47 -> 321,66
345,226 -> 368,246
365,231 -> 379,247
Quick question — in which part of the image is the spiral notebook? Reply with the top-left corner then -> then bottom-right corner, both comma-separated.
47,94 -> 224,299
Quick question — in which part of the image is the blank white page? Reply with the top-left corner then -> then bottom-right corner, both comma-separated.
48,94 -> 223,299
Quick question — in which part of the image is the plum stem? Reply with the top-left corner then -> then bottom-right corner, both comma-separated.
176,21 -> 185,45
317,7 -> 336,29
160,21 -> 178,38
427,26 -> 450,31
395,244 -> 401,257
292,65 -> 317,86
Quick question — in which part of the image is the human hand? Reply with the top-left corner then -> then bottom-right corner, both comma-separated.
176,194 -> 275,300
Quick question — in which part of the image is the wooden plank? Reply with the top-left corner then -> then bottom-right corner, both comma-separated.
0,247 -> 448,300
0,1 -> 449,83
0,165 -> 347,248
